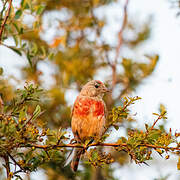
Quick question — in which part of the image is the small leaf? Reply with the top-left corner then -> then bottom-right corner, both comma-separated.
31,42 -> 38,54
155,149 -> 163,156
36,5 -> 45,15
13,35 -> 18,46
15,10 -> 22,20
9,47 -> 22,56
21,0 -> 25,7
165,155 -> 170,160
13,23 -> 20,33
32,105 -> 41,120
152,113 -> 159,116
27,51 -> 32,68
113,124 -> 119,130
48,52 -> 54,60
22,43 -> 26,48
40,46 -> 46,58
19,106 -> 27,119
24,3 -> 30,9
20,27 -> 24,34
145,124 -> 149,131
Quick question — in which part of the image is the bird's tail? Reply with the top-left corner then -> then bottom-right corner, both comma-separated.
70,148 -> 83,172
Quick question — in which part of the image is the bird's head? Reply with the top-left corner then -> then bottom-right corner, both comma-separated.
80,80 -> 109,98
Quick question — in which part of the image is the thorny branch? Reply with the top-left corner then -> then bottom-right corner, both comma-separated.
0,0 -> 13,43
20,142 -> 180,154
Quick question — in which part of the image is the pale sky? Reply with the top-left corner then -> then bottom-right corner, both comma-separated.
1,0 -> 180,179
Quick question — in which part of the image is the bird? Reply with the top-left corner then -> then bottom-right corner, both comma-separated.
69,80 -> 109,172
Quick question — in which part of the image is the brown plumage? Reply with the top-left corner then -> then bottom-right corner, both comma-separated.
70,80 -> 109,172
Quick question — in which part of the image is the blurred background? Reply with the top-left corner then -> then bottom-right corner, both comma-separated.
0,0 -> 180,179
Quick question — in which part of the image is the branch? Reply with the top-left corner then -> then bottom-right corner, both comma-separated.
150,112 -> 166,131
3,155 -> 11,179
21,142 -> 180,153
112,0 -> 129,88
0,0 -> 13,43
150,115 -> 163,131
7,152 -> 26,173
114,0 -> 128,63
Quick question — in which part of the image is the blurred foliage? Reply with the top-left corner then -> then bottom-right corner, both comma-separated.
0,0 -> 179,180
170,0 -> 180,16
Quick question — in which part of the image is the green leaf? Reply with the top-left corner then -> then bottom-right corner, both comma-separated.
113,124 -> 119,130
27,51 -> 32,68
32,42 -> 38,54
19,106 -> 27,119
20,27 -> 24,34
21,0 -> 25,7
22,43 -> 26,48
13,23 -> 19,33
13,35 -> 18,46
9,47 -> 22,56
32,105 -> 41,120
24,3 -> 30,9
36,5 -> 45,15
48,52 -> 54,60
40,46 -> 46,58
15,10 -> 22,20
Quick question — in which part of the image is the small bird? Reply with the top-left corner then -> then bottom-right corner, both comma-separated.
70,80 -> 109,172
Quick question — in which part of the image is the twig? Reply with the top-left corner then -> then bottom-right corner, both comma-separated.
0,0 -> 9,17
3,155 -> 10,179
0,0 -> 13,43
13,170 -> 23,175
14,174 -> 23,180
150,114 -> 163,131
7,152 -> 26,172
0,93 -> 4,113
0,42 -> 14,48
21,110 -> 45,130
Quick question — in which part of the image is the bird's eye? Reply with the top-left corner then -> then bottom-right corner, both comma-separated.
94,84 -> 99,88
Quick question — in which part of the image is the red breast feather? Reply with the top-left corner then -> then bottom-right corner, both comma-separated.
72,96 -> 105,142
73,97 -> 104,117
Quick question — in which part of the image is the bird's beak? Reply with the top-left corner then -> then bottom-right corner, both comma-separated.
102,87 -> 111,93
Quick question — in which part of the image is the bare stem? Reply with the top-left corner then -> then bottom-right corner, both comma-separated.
150,114 -> 163,131
7,152 -> 26,172
0,0 -> 13,43
3,155 -> 11,179
112,0 -> 129,88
